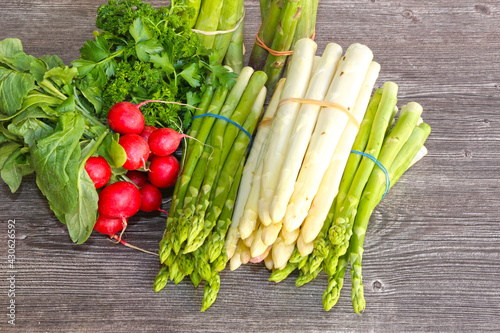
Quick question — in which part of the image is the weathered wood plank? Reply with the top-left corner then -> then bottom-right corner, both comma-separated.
1,0 -> 500,332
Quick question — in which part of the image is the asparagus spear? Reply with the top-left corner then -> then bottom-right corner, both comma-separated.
322,251 -> 349,311
249,0 -> 285,70
227,78 -> 285,259
263,0 -> 302,90
169,86 -> 229,254
269,261 -> 298,282
259,38 -> 317,227
334,89 -> 383,217
208,159 -> 245,262
270,43 -> 343,225
153,265 -> 169,292
185,86 -> 267,253
201,273 -> 220,312
185,0 -> 202,28
300,61 -> 380,244
179,68 -> 254,248
283,43 -> 374,233
224,2 -> 245,74
175,134 -> 213,248
326,82 -> 398,270
350,120 -> 430,314
194,0 -> 224,50
190,269 -> 202,288
260,0 -> 271,19
213,0 -> 243,64
291,0 -> 314,46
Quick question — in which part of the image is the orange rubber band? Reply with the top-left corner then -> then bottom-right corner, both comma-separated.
255,25 -> 316,57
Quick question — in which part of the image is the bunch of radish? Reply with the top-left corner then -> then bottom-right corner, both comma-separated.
83,100 -> 188,248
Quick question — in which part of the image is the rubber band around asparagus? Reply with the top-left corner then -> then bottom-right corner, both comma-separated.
277,97 -> 360,129
255,25 -> 316,57
192,12 -> 245,36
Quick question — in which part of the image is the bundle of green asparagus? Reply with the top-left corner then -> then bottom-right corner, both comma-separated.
187,0 -> 245,73
154,67 -> 268,311
249,0 -> 318,90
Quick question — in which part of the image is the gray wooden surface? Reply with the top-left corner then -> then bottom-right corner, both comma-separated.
1,0 -> 499,332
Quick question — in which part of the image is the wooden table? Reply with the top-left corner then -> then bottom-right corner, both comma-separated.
1,0 -> 499,331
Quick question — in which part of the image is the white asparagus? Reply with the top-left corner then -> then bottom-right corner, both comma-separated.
261,222 -> 282,246
283,43 -> 374,232
281,225 -> 300,245
259,38 -> 317,226
229,240 -> 243,271
300,61 -> 381,243
270,43 -> 343,223
250,224 -> 269,258
223,68 -> 258,259
312,55 -> 322,74
410,146 -> 428,168
264,251 -> 274,270
297,233 -> 314,256
243,227 -> 256,248
272,233 -> 297,269
237,79 -> 286,240
240,243 -> 251,265
249,245 -> 272,263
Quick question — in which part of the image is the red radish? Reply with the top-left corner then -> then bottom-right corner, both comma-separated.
119,134 -> 150,170
94,215 -> 126,236
140,183 -> 168,214
126,170 -> 148,187
148,155 -> 180,188
139,125 -> 157,142
148,128 -> 191,156
98,181 -> 141,219
108,102 -> 145,134
85,156 -> 112,188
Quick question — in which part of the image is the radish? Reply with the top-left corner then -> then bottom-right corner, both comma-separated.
119,134 -> 150,170
140,183 -> 168,214
98,181 -> 141,220
94,215 -> 125,236
84,156 -> 112,188
148,155 -> 180,188
139,125 -> 157,142
148,128 -> 190,156
108,102 -> 145,135
126,170 -> 148,187
94,216 -> 157,256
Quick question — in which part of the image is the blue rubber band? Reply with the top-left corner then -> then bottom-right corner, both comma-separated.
192,113 -> 252,146
350,150 -> 391,200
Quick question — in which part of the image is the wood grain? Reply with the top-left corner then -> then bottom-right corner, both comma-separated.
1,0 -> 500,332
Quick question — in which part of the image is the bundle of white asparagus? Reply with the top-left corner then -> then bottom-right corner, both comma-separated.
225,38 -> 381,270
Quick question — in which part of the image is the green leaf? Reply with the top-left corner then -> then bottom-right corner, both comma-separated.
55,95 -> 76,114
0,38 -> 23,59
43,66 -> 78,87
79,36 -> 112,63
8,118 -> 54,147
0,142 -> 21,169
30,112 -> 85,215
135,39 -> 163,62
97,132 -> 127,168
0,68 -> 36,115
39,55 -> 64,69
179,62 -> 201,87
1,147 -> 23,193
64,167 -> 98,244
29,58 -> 49,83
20,90 -> 63,112
129,18 -> 153,43
150,52 -> 175,74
